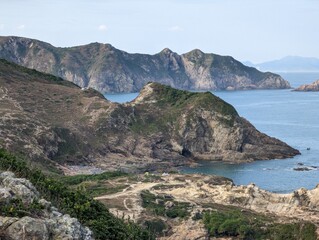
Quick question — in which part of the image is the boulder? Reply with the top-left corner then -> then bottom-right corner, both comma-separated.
5,216 -> 49,240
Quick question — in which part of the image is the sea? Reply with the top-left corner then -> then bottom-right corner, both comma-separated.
104,72 -> 319,193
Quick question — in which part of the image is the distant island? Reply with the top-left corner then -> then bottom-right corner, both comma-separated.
244,56 -> 319,73
0,36 -> 290,93
295,79 -> 319,91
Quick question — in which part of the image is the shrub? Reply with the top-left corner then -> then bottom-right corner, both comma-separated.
141,190 -> 190,219
203,209 -> 317,240
144,219 -> 167,236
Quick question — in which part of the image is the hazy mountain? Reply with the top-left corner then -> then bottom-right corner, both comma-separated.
0,36 -> 290,93
245,56 -> 319,73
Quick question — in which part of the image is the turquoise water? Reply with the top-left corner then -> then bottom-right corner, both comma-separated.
104,73 -> 319,193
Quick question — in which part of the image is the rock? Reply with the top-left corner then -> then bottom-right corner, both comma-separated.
0,172 -> 15,180
294,167 -> 313,171
47,214 -> 93,240
156,198 -> 165,205
1,172 -> 39,204
165,201 -> 174,209
0,188 -> 14,203
0,217 -> 19,229
50,210 -> 63,218
295,79 -> 319,91
5,216 -> 49,240
39,198 -> 52,209
0,36 -> 291,93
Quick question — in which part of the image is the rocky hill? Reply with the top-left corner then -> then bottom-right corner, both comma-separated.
0,171 -> 92,240
0,60 -> 299,172
295,79 -> 319,91
0,36 -> 291,93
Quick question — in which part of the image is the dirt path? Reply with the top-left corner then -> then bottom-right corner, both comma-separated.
94,182 -> 161,220
94,182 -> 158,200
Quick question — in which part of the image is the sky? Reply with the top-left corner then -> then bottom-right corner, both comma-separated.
0,0 -> 318,63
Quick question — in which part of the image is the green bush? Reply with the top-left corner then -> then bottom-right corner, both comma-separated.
144,219 -> 167,236
0,198 -> 44,218
271,222 -> 317,240
62,171 -> 128,185
203,210 -> 317,240
141,190 -> 190,219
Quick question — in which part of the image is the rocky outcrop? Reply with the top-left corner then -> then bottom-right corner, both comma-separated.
294,79 -> 319,91
0,171 -> 93,240
0,36 -> 291,93
158,174 -> 319,222
0,60 -> 299,172
96,173 -> 319,240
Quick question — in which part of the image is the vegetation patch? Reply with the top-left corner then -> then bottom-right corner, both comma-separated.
129,83 -> 239,135
0,198 -> 44,218
202,209 -> 317,240
72,181 -> 127,198
143,218 -> 168,236
151,184 -> 184,190
61,171 -> 128,185
141,190 -> 190,219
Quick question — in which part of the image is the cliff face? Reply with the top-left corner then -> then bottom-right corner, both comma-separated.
0,171 -> 92,240
0,60 -> 299,171
295,79 -> 319,91
0,36 -> 291,93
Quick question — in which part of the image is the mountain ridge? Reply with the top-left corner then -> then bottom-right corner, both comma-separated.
0,36 -> 290,93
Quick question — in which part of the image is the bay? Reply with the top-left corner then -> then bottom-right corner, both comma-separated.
104,73 -> 319,193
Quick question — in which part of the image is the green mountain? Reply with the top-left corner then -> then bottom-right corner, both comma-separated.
0,36 -> 290,93
0,59 -> 299,172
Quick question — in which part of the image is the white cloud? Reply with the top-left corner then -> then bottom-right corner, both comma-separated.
98,24 -> 108,31
168,25 -> 183,32
17,24 -> 25,30
0,24 -> 4,30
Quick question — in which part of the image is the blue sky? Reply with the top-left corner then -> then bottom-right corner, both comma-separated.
0,0 -> 318,63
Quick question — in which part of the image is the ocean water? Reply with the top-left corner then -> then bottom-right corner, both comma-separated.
104,73 -> 319,193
